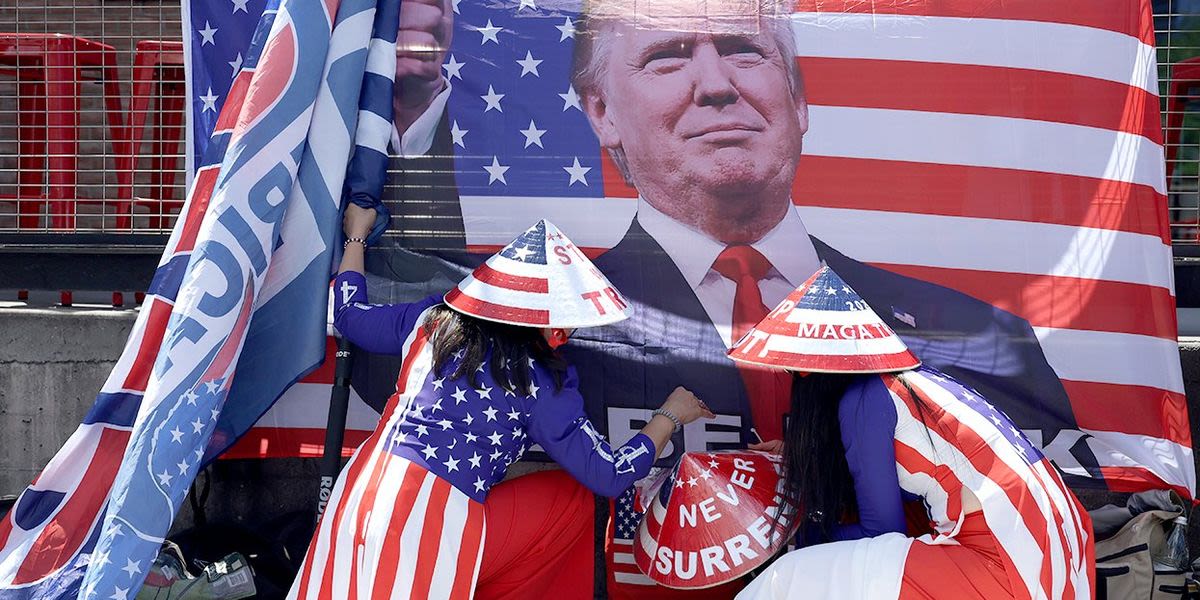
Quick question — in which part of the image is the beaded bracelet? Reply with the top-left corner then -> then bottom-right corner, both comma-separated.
652,408 -> 682,433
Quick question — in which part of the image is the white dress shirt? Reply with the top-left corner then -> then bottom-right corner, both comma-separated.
389,78 -> 452,158
635,198 -> 822,348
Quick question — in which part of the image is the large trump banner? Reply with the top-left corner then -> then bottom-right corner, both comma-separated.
349,0 -> 1188,492
177,0 -> 1186,595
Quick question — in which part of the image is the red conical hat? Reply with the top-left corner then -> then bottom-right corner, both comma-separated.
633,451 -> 797,589
727,266 -> 920,373
445,220 -> 632,328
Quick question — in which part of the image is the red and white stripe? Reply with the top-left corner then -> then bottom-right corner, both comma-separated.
227,336 -> 380,459
886,371 -> 1094,600
460,0 -> 1190,496
289,307 -> 488,600
446,255 -> 553,326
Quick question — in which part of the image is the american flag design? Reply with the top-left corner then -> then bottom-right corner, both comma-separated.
445,219 -> 632,327
740,367 -> 1093,600
729,266 -> 922,374
288,307 -> 488,600
633,451 -> 793,589
436,0 -> 1192,507
0,0 -> 403,597
294,269 -> 657,598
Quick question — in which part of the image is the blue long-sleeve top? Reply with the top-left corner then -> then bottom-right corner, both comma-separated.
332,271 -> 656,502
798,375 -> 913,545
831,375 -> 914,540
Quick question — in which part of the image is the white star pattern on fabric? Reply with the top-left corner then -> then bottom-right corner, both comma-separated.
563,157 -> 590,186
422,444 -> 439,460
176,460 -> 189,475
511,427 -> 524,439
483,406 -> 498,421
475,19 -> 502,44
511,245 -> 533,260
169,427 -> 184,443
206,379 -> 222,394
110,587 -> 129,600
507,408 -> 521,421
558,85 -> 581,111
231,0 -> 249,12
415,424 -> 429,438
477,384 -> 493,400
699,469 -> 713,480
228,52 -> 243,75
465,431 -> 478,443
157,470 -> 174,486
438,419 -> 454,430
443,55 -> 465,80
469,452 -> 483,468
199,21 -> 218,45
490,449 -> 504,461
516,51 -> 542,77
481,85 -> 505,112
184,389 -> 199,406
209,408 -> 220,421
464,413 -> 475,426
444,456 -> 460,472
675,478 -> 685,488
190,418 -> 205,434
520,120 -> 546,148
528,382 -> 540,398
488,431 -> 504,446
452,387 -> 469,404
484,156 -> 510,185
121,558 -> 140,578
431,397 -> 443,412
200,88 -> 218,113
474,477 -> 486,493
194,448 -> 205,461
450,120 -> 468,147
708,459 -> 718,468
451,0 -> 460,13
519,0 -> 537,9
555,18 -> 575,41
432,377 -> 445,390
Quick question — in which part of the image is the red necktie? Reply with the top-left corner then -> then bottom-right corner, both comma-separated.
712,245 -> 792,441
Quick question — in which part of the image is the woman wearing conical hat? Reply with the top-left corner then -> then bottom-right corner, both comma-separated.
288,206 -> 714,600
732,267 -> 1093,600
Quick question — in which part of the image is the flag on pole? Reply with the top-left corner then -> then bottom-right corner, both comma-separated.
0,0 -> 401,596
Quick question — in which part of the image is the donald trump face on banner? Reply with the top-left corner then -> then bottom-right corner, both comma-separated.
575,0 -> 808,247
562,0 -> 1077,449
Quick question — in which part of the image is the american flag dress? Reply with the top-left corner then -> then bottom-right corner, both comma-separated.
737,367 -> 1094,600
288,271 -> 656,600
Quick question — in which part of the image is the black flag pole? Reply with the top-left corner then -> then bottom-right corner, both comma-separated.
316,337 -> 353,522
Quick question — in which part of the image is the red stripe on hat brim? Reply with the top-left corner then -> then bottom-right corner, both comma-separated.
472,262 -> 550,293
444,288 -> 550,327
729,348 -> 920,373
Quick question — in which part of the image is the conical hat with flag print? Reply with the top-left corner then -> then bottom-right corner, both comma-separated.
728,266 -> 920,373
445,220 -> 632,328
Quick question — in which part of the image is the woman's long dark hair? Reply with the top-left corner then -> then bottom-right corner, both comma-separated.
423,305 -> 567,395
775,372 -> 859,541
774,371 -> 935,541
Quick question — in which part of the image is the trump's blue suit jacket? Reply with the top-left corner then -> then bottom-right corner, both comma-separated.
564,218 -> 1078,465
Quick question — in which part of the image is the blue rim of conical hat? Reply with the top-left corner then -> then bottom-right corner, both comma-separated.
727,266 -> 920,373
445,220 -> 633,328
